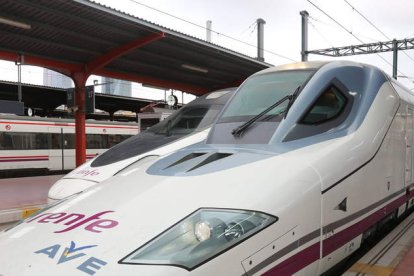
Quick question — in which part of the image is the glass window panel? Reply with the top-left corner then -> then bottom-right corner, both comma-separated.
301,85 -> 347,124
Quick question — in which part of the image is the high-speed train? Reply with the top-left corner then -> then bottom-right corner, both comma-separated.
2,60 -> 414,275
48,88 -> 235,203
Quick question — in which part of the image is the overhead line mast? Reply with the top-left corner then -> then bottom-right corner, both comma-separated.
305,38 -> 414,80
306,38 -> 414,57
301,4 -> 414,80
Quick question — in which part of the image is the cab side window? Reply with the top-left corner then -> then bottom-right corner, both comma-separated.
282,79 -> 353,142
301,85 -> 347,124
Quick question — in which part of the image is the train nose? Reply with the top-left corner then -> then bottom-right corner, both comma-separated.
48,178 -> 97,204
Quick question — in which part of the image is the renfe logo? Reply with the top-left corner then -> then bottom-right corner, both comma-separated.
74,169 -> 100,177
26,211 -> 119,233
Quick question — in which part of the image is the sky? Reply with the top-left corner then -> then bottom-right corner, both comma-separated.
95,0 -> 414,87
2,0 -> 414,103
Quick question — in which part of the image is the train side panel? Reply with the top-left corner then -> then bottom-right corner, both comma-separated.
317,82 -> 405,273
0,116 -> 137,176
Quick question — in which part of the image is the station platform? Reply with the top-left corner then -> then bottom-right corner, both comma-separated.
0,175 -> 62,225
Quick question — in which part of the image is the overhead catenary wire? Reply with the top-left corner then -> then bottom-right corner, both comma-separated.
250,22 -> 258,35
309,15 -> 342,30
239,20 -> 258,36
307,0 -> 364,44
307,0 -> 410,78
309,15 -> 378,43
127,0 -> 297,62
309,17 -> 379,46
343,0 -> 414,66
308,19 -> 334,47
343,0 -> 390,40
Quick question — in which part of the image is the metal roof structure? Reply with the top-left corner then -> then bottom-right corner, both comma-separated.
0,0 -> 271,165
0,0 -> 270,95
0,81 -> 173,118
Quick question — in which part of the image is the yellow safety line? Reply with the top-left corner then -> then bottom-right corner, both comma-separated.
21,207 -> 41,219
348,262 -> 395,276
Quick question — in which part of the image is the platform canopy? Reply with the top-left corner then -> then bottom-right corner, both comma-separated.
0,80 -> 173,118
0,0 -> 271,166
0,0 -> 270,96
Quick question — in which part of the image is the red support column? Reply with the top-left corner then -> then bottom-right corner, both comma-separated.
72,72 -> 88,166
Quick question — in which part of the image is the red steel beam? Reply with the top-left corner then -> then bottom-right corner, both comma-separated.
0,49 -> 81,76
0,51 -> 19,62
24,56 -> 81,76
86,32 -> 165,75
97,68 -> 209,96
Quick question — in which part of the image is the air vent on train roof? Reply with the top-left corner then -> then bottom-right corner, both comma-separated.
162,152 -> 233,172
186,152 -> 232,172
164,152 -> 207,169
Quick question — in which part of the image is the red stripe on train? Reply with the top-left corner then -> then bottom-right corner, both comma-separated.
0,121 -> 138,130
0,158 -> 49,162
0,155 -> 49,159
0,155 -> 96,161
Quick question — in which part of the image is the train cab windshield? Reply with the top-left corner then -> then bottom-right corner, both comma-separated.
90,89 -> 234,167
220,71 -> 313,123
208,70 -> 314,144
149,105 -> 219,136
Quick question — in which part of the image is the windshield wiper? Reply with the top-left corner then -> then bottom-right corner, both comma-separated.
231,95 -> 291,137
284,85 -> 301,118
231,86 -> 301,137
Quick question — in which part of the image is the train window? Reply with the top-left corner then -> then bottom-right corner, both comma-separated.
0,133 -> 13,150
64,134 -> 76,149
34,133 -> 48,149
0,132 -> 132,151
168,107 -> 209,135
300,85 -> 347,125
283,79 -> 353,142
51,133 -> 76,149
108,135 -> 124,148
140,118 -> 160,131
86,134 -> 104,149
10,133 -> 24,149
220,70 -> 314,122
0,132 -> 48,150
51,133 -> 61,149
86,134 -> 131,149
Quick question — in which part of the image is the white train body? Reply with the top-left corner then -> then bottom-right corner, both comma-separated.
0,116 -> 137,176
48,129 -> 211,203
48,89 -> 234,203
1,61 -> 414,275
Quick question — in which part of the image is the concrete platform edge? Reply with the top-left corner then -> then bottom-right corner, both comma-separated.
0,205 -> 45,224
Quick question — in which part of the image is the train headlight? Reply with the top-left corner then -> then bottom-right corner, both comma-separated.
120,208 -> 277,270
194,221 -> 213,241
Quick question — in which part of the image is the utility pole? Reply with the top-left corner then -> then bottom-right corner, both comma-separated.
300,10 -> 309,62
16,55 -> 23,102
206,20 -> 212,42
393,39 -> 398,80
257,18 -> 266,61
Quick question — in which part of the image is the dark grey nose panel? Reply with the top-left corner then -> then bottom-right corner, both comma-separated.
146,147 -> 272,176
160,151 -> 233,174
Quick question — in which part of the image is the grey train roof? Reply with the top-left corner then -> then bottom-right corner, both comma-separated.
147,60 -> 398,176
